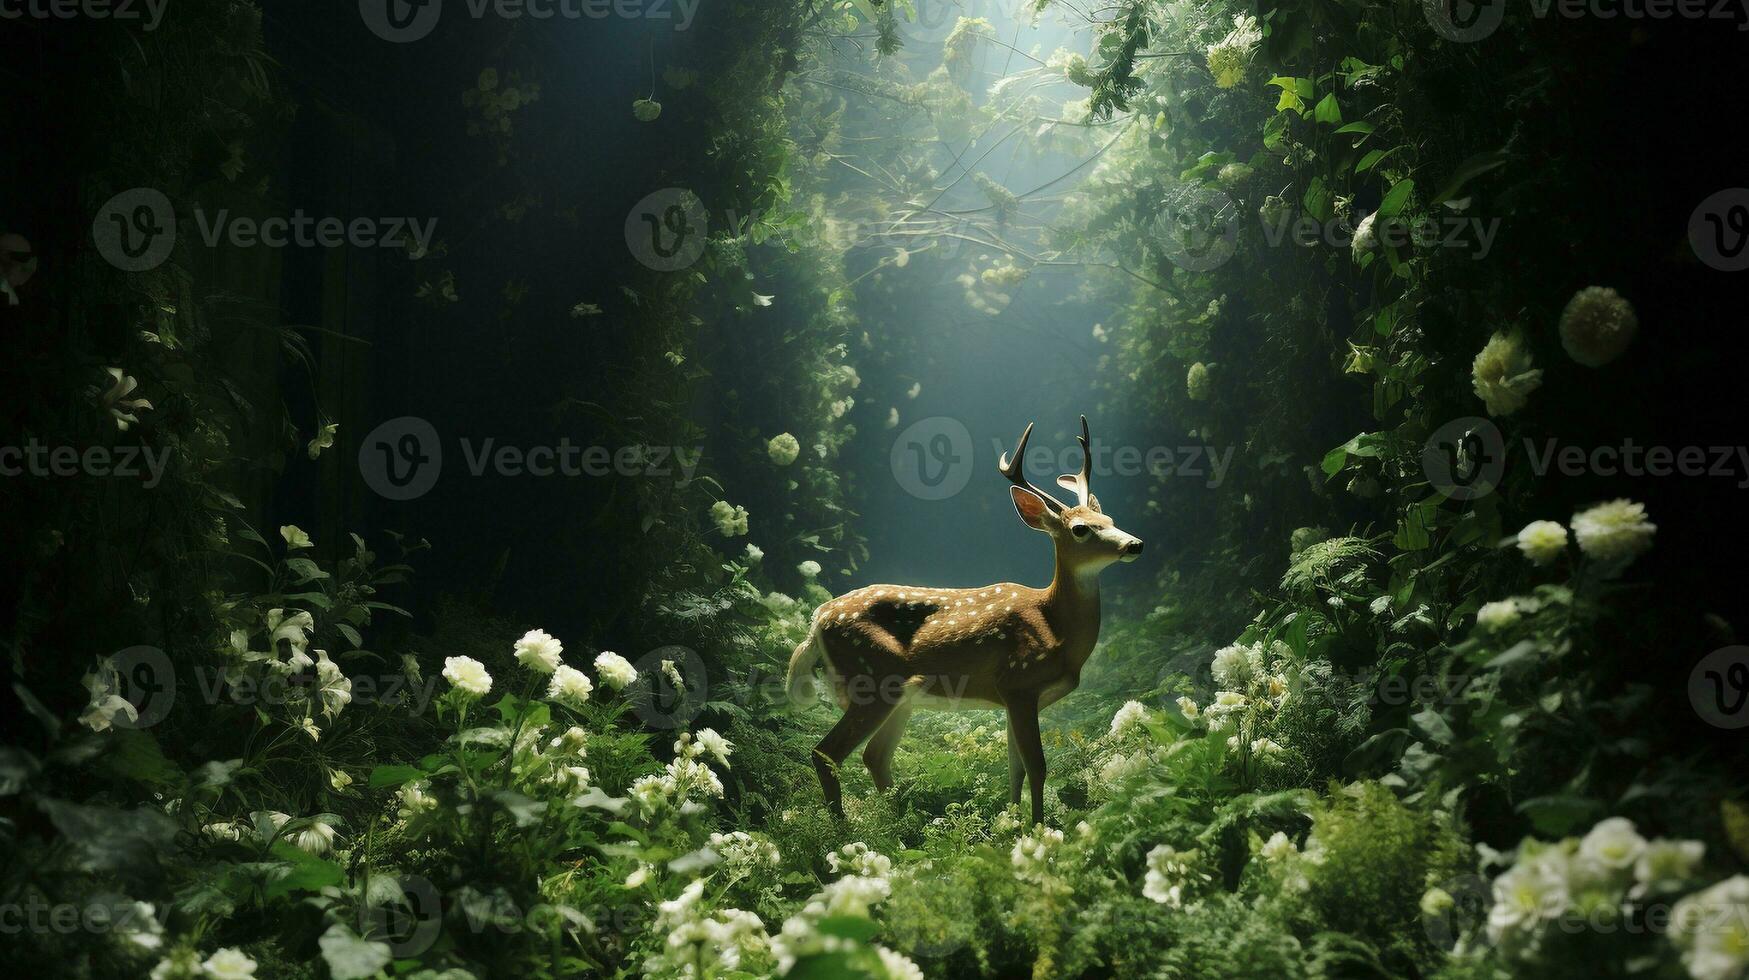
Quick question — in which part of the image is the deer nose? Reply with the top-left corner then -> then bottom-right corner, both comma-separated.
1125,540 -> 1144,555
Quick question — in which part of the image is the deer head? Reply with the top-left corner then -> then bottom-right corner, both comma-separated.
1000,416 -> 1144,577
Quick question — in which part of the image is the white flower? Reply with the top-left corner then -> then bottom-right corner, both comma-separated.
307,422 -> 338,460
1260,831 -> 1296,862
313,649 -> 352,720
797,560 -> 822,578
1143,844 -> 1210,907
200,947 -> 258,979
1670,875 -> 1749,980
623,863 -> 651,888
710,831 -> 781,872
693,728 -> 733,768
1011,828 -> 1066,881
661,659 -> 686,692
1476,599 -> 1524,631
593,651 -> 637,689
78,658 -> 139,732
1486,855 -> 1570,942
1471,331 -> 1543,416
906,382 -> 921,399
279,525 -> 313,549
885,407 -> 899,429
549,725 -> 589,756
1175,695 -> 1200,720
1186,361 -> 1211,401
828,842 -> 893,879
1250,737 -> 1285,757
94,367 -> 153,430
743,543 -> 764,563
1206,13 -> 1262,88
1098,750 -> 1148,787
1210,643 -> 1260,688
1572,499 -> 1656,564
547,665 -> 593,705
876,946 -> 925,980
1516,520 -> 1569,565
266,608 -> 315,668
1579,816 -> 1647,871
767,433 -> 801,466
1109,699 -> 1149,738
1634,839 -> 1705,895
1559,286 -> 1638,367
289,817 -> 337,855
513,628 -> 564,674
710,500 -> 750,537
397,781 -> 436,820
442,656 -> 492,698
1352,212 -> 1379,257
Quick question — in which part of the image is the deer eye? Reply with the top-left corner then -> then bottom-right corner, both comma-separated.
1070,523 -> 1090,539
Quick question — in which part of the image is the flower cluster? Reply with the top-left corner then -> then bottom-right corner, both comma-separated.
767,432 -> 801,466
642,879 -> 771,978
1471,331 -> 1543,416
1572,498 -> 1657,566
1485,817 -> 1710,965
1206,13 -> 1262,88
709,831 -> 782,875
710,500 -> 750,537
829,841 -> 894,879
1559,286 -> 1638,367
1143,844 -> 1212,908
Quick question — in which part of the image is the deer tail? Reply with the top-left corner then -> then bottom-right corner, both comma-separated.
786,619 -> 825,707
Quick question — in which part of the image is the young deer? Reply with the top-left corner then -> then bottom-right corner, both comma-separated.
786,417 -> 1142,826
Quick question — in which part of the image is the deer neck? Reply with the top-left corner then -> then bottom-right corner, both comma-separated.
1044,548 -> 1103,673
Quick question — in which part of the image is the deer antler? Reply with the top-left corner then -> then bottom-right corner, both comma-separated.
1055,415 -> 1094,507
999,421 -> 1070,513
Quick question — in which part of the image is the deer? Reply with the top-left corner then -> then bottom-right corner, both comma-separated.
786,417 -> 1143,827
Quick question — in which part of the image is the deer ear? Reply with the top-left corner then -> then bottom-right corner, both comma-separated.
1010,485 -> 1051,531
1086,493 -> 1102,514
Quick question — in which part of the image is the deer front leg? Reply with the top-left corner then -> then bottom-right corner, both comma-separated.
1005,690 -> 1046,826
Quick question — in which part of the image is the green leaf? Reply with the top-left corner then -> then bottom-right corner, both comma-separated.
814,915 -> 882,942
1518,795 -> 1604,837
1267,76 -> 1313,114
1313,92 -> 1343,125
284,558 -> 330,584
1355,146 -> 1401,174
1430,149 -> 1509,206
367,764 -> 426,789
264,842 -> 344,899
1334,120 -> 1375,136
1377,178 -> 1416,219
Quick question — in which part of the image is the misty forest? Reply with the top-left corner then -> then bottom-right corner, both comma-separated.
4,0 -> 1749,977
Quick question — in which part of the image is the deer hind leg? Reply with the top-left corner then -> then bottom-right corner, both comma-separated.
812,696 -> 901,820
861,695 -> 915,793
1006,714 -> 1025,806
